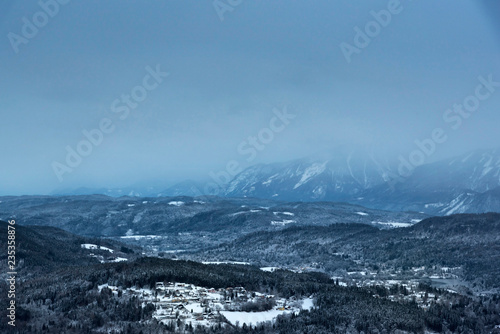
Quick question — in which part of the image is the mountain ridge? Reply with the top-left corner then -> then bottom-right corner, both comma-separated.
49,148 -> 500,215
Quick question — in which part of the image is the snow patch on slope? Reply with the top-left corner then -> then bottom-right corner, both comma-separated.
293,162 -> 327,189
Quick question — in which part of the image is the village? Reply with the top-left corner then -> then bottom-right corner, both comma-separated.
98,281 -> 314,329
267,263 -> 467,310
331,265 -> 466,310
94,264 -> 467,329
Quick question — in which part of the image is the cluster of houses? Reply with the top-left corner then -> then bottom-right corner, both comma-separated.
330,276 -> 456,310
117,282 -> 297,328
149,282 -> 225,325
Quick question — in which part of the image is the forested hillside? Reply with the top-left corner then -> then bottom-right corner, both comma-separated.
1,221 -> 500,333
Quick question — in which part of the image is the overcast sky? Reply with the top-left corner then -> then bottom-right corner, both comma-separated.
0,0 -> 499,195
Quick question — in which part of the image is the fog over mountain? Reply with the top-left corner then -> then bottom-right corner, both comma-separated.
47,147 -> 500,215
218,147 -> 500,214
1,0 -> 499,195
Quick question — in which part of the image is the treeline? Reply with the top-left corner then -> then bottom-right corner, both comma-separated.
1,257 -> 500,333
191,214 -> 500,290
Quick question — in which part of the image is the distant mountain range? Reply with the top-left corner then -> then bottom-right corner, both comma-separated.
223,149 -> 392,201
219,148 -> 500,214
0,195 -> 427,239
348,148 -> 500,214
53,148 -> 500,215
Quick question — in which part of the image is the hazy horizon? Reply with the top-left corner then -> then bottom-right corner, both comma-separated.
1,0 -> 499,195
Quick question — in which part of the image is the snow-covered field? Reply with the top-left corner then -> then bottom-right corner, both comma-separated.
81,244 -> 128,263
273,211 -> 295,216
271,219 -> 295,226
373,221 -> 412,228
221,309 -> 289,326
81,244 -> 114,253
120,235 -> 163,240
231,209 -> 261,216
221,297 -> 314,327
202,261 -> 250,265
